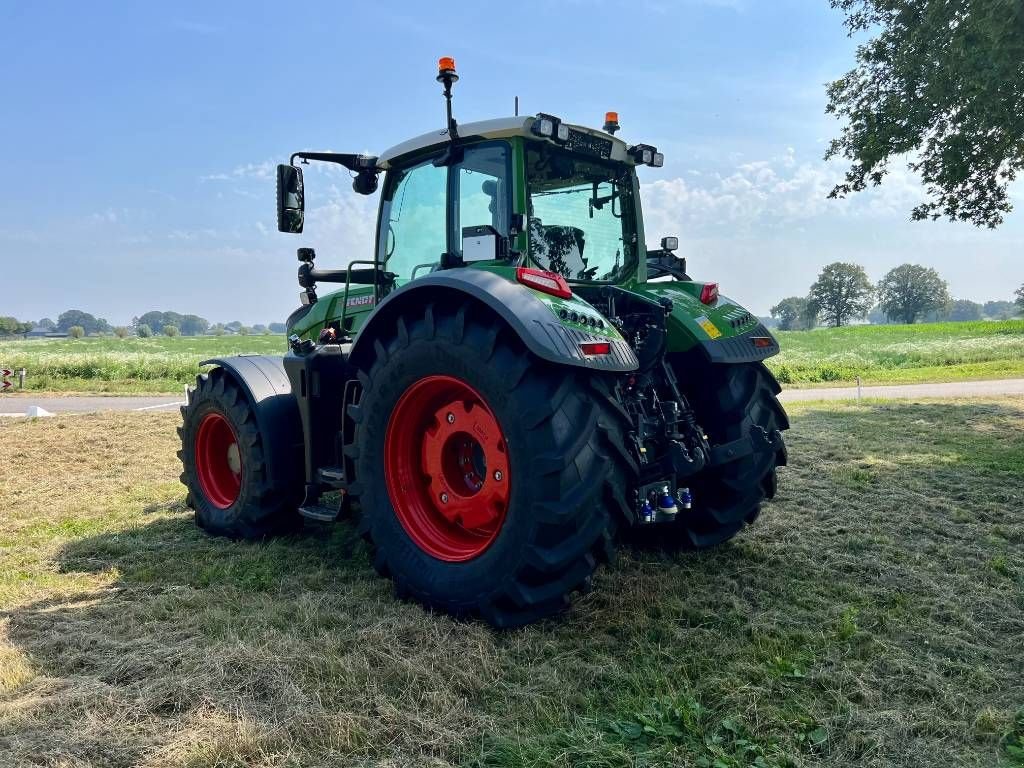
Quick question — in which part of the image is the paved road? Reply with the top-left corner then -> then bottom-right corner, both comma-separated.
0,395 -> 185,415
779,377 -> 1024,402
2,379 -> 1023,415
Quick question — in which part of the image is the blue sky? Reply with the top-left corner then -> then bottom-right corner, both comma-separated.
2,0 -> 1021,325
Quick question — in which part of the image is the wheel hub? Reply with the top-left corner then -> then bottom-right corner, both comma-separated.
195,411 -> 242,509
384,375 -> 510,561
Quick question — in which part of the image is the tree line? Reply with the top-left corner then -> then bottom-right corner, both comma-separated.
0,309 -> 287,338
770,266 -> 1024,331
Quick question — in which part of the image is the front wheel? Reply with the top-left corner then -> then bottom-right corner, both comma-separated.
179,368 -> 300,539
350,305 -> 623,628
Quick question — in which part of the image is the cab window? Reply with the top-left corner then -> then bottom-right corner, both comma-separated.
380,159 -> 447,280
451,143 -> 510,258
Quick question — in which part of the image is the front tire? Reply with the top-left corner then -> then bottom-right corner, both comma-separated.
179,368 -> 300,539
350,304 -> 623,627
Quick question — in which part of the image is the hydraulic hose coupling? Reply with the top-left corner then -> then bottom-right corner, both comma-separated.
658,486 -> 678,519
641,499 -> 655,524
676,487 -> 693,511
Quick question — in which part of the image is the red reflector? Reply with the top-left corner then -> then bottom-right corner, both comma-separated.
752,337 -> 773,348
699,282 -> 719,305
580,342 -> 611,356
516,266 -> 572,299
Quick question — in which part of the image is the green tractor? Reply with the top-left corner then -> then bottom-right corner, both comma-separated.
179,58 -> 788,627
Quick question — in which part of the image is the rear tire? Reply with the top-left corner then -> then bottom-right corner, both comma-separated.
667,360 -> 788,548
179,368 -> 300,539
349,304 -> 623,628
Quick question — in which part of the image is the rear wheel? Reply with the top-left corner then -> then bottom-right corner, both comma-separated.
350,304 -> 623,627
179,368 -> 300,539
668,360 -> 788,548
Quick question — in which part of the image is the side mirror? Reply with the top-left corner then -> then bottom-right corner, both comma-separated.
276,164 -> 304,233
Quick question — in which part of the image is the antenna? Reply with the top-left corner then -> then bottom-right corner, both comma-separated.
514,96 -> 519,117
436,57 -> 459,140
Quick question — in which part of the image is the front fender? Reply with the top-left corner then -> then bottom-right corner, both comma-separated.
198,355 -> 303,491
348,267 -> 639,372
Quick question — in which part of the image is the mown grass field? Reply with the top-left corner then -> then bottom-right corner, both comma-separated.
770,319 -> 1024,387
1,319 -> 1022,394
1,399 -> 1021,767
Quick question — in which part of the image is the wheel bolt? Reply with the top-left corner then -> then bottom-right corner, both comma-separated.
493,470 -> 503,482
446,412 -> 455,424
440,492 -> 449,503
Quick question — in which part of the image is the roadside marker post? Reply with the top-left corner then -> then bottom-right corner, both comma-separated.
1,369 -> 12,392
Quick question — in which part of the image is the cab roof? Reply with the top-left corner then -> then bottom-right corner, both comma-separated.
377,115 -> 633,168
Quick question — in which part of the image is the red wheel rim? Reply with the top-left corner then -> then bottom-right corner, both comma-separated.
384,375 -> 510,562
195,412 -> 242,509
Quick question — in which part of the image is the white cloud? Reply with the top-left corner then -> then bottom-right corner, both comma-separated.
640,150 -> 930,242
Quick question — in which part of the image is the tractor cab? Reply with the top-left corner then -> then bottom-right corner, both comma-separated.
274,58 -> 684,343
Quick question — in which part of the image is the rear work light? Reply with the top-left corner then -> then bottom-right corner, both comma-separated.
516,266 -> 572,299
580,342 -> 611,356
699,282 -> 719,305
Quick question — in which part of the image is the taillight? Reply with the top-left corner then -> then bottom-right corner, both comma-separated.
580,342 -> 611,356
752,337 -> 773,349
516,267 -> 572,299
699,282 -> 719,305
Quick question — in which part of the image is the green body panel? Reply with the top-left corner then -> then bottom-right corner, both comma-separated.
626,282 -> 760,353
289,284 -> 378,340
286,133 -> 765,358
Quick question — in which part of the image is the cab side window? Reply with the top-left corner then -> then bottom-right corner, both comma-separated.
451,143 -> 510,259
381,159 -> 447,280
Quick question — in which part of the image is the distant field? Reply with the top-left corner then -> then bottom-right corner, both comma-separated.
770,319 -> 1024,387
0,319 -> 1022,393
0,335 -> 285,393
1,399 -> 1021,766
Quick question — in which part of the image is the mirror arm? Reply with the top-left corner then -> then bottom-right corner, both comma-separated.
289,151 -> 380,173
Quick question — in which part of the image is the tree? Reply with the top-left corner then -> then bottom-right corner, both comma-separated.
807,262 -> 874,327
983,300 -> 1017,320
37,317 -> 56,331
238,325 -> 251,336
770,297 -> 813,331
137,311 -> 166,333
947,299 -> 982,322
180,314 -> 209,337
876,264 -> 950,324
113,326 -> 130,338
0,316 -> 32,336
225,321 -> 243,332
57,309 -> 109,335
163,324 -> 180,337
1016,285 -> 1024,315
268,322 -> 286,334
137,323 -> 153,338
210,323 -> 226,336
826,0 -> 1024,228
68,325 -> 85,339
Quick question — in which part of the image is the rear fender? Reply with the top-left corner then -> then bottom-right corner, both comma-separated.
348,267 -> 639,372
633,282 -> 780,363
197,356 -> 303,491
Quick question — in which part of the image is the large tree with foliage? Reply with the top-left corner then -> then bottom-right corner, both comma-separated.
1016,284 -> 1024,314
57,309 -> 110,335
770,296 -> 813,331
826,0 -> 1024,228
877,263 -> 951,324
808,262 -> 874,327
